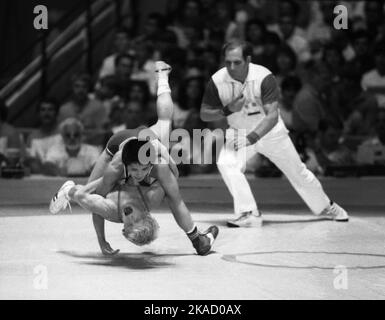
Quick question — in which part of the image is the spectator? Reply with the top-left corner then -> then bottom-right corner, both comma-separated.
275,45 -> 298,85
173,76 -> 208,175
168,0 -> 204,48
346,30 -> 374,78
114,53 -> 135,101
274,14 -> 311,63
256,31 -> 281,73
356,109 -> 385,165
58,73 -> 108,131
98,28 -> 134,79
205,0 -> 237,43
329,27 -> 355,63
306,120 -> 355,174
0,99 -> 21,161
245,18 -> 267,62
0,98 -> 24,176
134,12 -> 166,46
109,81 -> 151,134
338,69 -> 378,137
131,42 -> 157,96
361,43 -> 385,109
279,75 -> 302,131
363,0 -> 385,37
305,0 -> 335,55
0,100 -> 22,177
174,76 -> 206,129
25,98 -> 62,173
322,43 -> 345,84
292,62 -> 331,133
43,118 -> 100,177
93,75 -> 118,119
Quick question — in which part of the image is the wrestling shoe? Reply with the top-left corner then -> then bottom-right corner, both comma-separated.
192,226 -> 219,256
319,201 -> 349,222
49,180 -> 75,214
227,210 -> 263,228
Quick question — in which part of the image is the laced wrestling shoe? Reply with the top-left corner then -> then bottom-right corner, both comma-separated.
192,226 -> 219,256
155,61 -> 172,76
319,202 -> 349,222
227,210 -> 263,228
49,180 -> 75,214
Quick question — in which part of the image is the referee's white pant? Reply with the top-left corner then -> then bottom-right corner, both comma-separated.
217,124 -> 330,217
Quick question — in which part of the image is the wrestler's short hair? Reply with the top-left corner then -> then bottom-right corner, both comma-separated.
122,138 -> 157,166
122,215 -> 159,246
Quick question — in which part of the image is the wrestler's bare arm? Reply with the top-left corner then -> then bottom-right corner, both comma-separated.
152,164 -> 194,233
95,150 -> 124,197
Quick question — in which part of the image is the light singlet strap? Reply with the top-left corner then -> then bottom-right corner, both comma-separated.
136,185 -> 150,214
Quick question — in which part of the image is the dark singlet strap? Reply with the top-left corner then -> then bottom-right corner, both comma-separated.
118,184 -> 122,221
124,166 -> 129,183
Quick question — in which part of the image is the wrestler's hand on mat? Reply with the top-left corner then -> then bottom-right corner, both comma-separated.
98,239 -> 120,255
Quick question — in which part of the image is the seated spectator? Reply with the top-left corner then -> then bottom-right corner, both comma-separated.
113,53 -> 135,101
205,0 -> 238,43
305,0 -> 334,56
268,0 -> 306,37
172,76 -> 209,175
279,75 -> 302,131
108,81 -> 151,134
168,0 -> 203,49
0,99 -> 22,174
43,118 -> 100,177
245,18 -> 267,61
363,0 -> 385,37
338,69 -> 378,137
273,14 -> 311,63
292,62 -> 331,133
25,98 -> 62,173
0,99 -> 21,156
345,30 -> 374,78
98,28 -> 134,79
173,76 -> 205,130
130,42 -> 157,96
275,45 -> 298,85
329,27 -> 355,63
361,43 -> 385,109
58,73 -> 108,131
356,109 -> 385,165
92,75 -> 118,119
322,43 -> 345,84
134,12 -> 166,48
305,121 -> 355,175
255,31 -> 281,73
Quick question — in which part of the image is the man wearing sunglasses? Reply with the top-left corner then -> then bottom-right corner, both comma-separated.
50,61 -> 219,256
43,117 -> 100,176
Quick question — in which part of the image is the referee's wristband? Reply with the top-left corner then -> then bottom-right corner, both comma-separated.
247,132 -> 261,144
222,105 -> 233,116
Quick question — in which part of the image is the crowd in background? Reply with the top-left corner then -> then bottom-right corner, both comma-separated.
1,0 -> 385,178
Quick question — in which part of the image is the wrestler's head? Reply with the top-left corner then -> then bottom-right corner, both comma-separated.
121,202 -> 159,246
122,139 -> 156,183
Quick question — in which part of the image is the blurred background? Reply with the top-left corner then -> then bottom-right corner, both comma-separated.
1,0 -> 385,179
